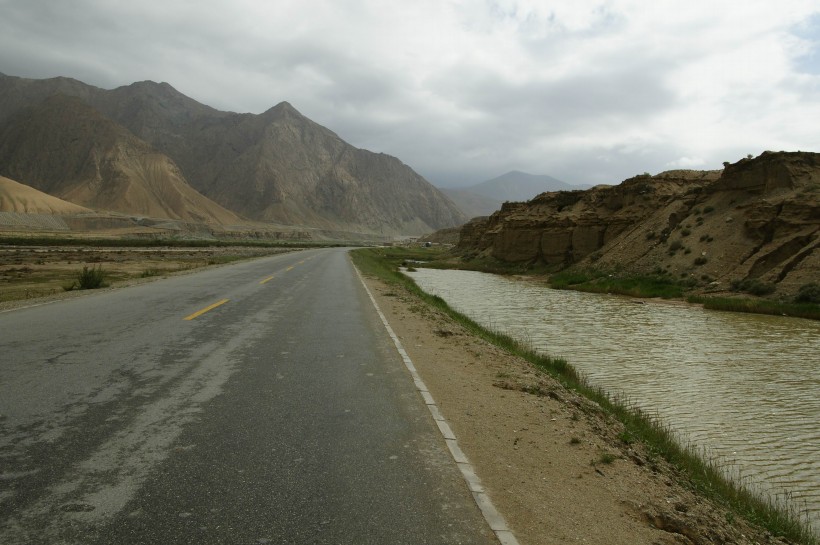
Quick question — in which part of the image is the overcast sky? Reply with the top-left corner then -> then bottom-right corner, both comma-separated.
1,0 -> 818,187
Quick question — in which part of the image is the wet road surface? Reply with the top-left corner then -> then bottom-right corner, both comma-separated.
0,248 -> 495,544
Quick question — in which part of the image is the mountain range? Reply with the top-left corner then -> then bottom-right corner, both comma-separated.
0,73 -> 465,237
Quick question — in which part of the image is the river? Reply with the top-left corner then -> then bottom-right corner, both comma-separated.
407,268 -> 820,530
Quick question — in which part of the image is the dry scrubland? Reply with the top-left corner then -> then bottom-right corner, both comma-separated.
0,245 -> 293,306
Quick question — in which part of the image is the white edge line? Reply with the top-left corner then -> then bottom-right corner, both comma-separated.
353,264 -> 520,545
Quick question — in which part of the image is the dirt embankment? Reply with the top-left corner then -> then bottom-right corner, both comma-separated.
363,277 -> 794,545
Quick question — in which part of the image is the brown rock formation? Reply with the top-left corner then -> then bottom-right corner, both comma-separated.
457,152 -> 819,297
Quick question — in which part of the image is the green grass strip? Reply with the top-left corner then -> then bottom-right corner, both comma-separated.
550,269 -> 688,298
688,295 -> 820,321
351,247 -> 818,545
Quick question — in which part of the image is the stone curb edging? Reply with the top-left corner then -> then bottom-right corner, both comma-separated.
354,266 -> 520,545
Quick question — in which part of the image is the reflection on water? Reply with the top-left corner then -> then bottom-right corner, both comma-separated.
409,268 -> 820,529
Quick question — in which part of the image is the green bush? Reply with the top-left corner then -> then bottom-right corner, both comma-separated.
795,283 -> 820,304
75,265 -> 107,290
731,278 -> 776,296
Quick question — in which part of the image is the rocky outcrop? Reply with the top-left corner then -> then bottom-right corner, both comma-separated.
458,170 -> 718,264
457,152 -> 819,297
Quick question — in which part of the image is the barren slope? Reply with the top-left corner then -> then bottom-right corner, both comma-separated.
0,176 -> 92,214
0,94 -> 242,225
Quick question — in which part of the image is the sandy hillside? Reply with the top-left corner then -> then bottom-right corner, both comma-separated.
0,176 -> 92,214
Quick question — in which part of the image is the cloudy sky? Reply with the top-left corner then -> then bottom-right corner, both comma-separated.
1,0 -> 818,187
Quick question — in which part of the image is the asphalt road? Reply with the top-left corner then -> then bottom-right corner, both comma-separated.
0,248 -> 496,544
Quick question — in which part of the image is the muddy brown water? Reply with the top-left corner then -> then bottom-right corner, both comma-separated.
408,268 -> 820,530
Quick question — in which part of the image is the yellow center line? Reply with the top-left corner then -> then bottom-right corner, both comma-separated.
286,266 -> 294,271
260,275 -> 275,284
184,299 -> 229,321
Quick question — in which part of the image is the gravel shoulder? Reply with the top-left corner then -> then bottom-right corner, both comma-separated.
362,276 -> 791,545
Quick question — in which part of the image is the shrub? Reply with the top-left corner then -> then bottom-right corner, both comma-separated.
704,206 -> 715,213
694,256 -> 708,266
731,278 -> 775,296
597,452 -> 616,465
669,240 -> 683,251
76,265 -> 107,290
795,283 -> 820,304
747,282 -> 776,296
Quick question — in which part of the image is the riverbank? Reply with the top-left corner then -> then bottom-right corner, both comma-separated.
352,247 -> 818,544
424,250 -> 820,321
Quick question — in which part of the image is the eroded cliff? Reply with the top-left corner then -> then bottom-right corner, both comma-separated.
457,151 -> 819,297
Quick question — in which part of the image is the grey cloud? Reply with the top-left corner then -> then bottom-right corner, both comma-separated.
0,1 -> 815,190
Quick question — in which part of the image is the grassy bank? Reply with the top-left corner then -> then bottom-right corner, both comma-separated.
351,247 -> 818,545
548,269 -> 693,299
688,295 -> 820,321
456,255 -> 820,320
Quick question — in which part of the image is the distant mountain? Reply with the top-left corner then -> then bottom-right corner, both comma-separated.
0,94 -> 242,225
438,188 -> 502,219
471,171 -> 585,201
0,73 -> 465,236
441,171 -> 589,219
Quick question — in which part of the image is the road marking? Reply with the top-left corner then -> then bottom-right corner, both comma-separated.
354,266 -> 519,545
260,275 -> 275,284
183,299 -> 229,321
286,266 -> 294,271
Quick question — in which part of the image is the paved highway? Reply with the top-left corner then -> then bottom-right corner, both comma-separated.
0,248 -> 496,544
